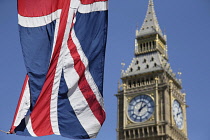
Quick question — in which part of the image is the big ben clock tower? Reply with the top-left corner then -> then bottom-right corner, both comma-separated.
115,0 -> 188,140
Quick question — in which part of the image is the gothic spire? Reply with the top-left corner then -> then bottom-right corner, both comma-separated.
136,0 -> 163,38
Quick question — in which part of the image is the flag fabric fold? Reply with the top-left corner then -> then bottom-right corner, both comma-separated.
10,0 -> 108,139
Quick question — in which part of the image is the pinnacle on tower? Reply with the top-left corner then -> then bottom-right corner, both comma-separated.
136,0 -> 163,38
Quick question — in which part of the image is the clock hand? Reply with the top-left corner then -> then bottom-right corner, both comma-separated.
176,111 -> 182,117
138,103 -> 147,113
137,102 -> 143,112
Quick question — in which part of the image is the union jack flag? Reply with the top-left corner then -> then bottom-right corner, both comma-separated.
9,0 -> 108,139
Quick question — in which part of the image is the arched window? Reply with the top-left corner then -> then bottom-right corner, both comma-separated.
137,80 -> 140,86
153,41 -> 155,46
154,63 -> 157,67
128,81 -> 132,88
135,60 -> 139,65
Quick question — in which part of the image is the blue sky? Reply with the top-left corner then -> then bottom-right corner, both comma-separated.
0,0 -> 210,140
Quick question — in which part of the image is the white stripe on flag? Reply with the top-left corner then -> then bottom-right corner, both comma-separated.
50,5 -> 77,135
78,1 -> 108,13
49,18 -> 62,136
25,116 -> 37,137
62,38 -> 101,138
70,0 -> 80,9
18,10 -> 62,27
13,80 -> 30,127
50,19 -> 60,62
68,86 -> 101,138
71,28 -> 105,110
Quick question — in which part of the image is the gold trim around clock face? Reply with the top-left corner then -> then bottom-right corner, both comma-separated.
127,93 -> 154,102
127,94 -> 155,123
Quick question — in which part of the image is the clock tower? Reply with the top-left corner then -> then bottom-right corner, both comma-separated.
115,0 -> 188,140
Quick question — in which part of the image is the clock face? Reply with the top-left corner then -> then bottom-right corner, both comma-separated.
172,100 -> 184,129
128,95 -> 154,122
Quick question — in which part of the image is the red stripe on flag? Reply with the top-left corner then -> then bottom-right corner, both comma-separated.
18,0 -> 63,17
81,0 -> 108,5
10,75 -> 29,134
29,0 -> 70,136
67,33 -> 106,125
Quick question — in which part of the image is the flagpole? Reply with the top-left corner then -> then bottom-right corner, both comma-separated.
0,130 -> 10,134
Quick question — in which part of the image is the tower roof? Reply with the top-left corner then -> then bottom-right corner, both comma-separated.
136,0 -> 163,38
121,52 -> 182,86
